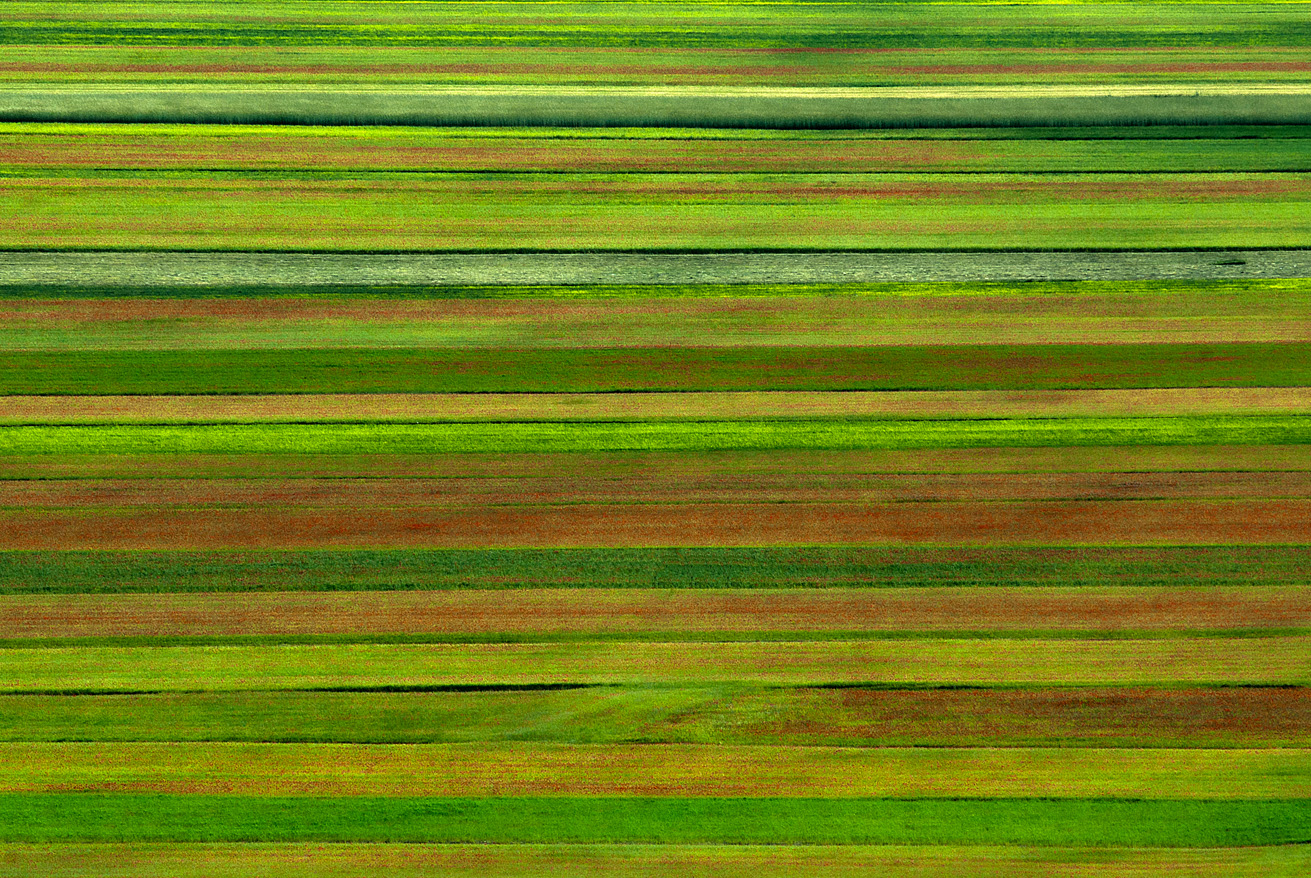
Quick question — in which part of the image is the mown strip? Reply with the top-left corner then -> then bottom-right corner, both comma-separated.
5,686 -> 1309,748
2,795 -> 1308,845
4,638 -> 1307,690
3,345 -> 1307,394
4,88 -> 1311,129
4,742 -> 1308,798
1,843 -> 1307,878
2,547 -> 1304,593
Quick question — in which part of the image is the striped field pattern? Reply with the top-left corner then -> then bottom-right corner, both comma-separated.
3,1 -> 1311,875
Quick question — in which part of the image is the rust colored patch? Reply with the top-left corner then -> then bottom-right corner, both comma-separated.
0,500 -> 1306,549
3,586 -> 1308,638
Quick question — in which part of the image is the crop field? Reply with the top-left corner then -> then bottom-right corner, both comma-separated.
4,1 -> 1310,875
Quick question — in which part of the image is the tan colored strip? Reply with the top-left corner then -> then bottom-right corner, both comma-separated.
4,587 -> 1308,639
2,388 -> 1309,423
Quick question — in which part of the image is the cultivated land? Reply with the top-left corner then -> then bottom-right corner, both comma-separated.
6,0 -> 1311,872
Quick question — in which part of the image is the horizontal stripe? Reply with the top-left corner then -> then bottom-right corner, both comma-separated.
4,546 -> 1305,593
0,843 -> 1306,878
5,686 -> 1309,749
2,795 -> 1307,845
4,389 -> 1310,423
2,587 -> 1306,639
3,638 -> 1307,690
0,500 -> 1306,548
3,742 -> 1307,798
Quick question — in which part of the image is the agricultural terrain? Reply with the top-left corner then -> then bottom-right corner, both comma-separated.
2,1 -> 1310,875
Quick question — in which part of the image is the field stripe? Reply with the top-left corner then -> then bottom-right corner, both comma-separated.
3,546 -> 1305,594
4,446 -> 1307,481
2,588 -> 1307,639
2,795 -> 1308,845
5,686 -> 1309,748
3,389 -> 1309,424
5,252 -> 1310,287
3,345 -> 1307,393
1,500 -> 1306,549
3,742 -> 1307,799
4,638 -> 1307,690
3,418 -> 1310,456
1,843 -> 1307,878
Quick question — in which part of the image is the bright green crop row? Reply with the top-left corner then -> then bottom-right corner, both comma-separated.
2,417 -> 1308,456
4,795 -> 1309,845
1,344 -> 1307,394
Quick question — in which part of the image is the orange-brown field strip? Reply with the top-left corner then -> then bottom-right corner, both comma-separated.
3,472 -> 1308,507
732,686 -> 1311,747
2,446 -> 1306,480
3,388 -> 1309,423
4,587 -> 1308,638
0,500 -> 1306,548
5,742 -> 1309,798
4,295 -> 1308,348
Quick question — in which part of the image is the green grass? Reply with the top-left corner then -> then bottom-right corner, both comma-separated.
2,416 -> 1308,456
3,686 -> 1308,748
3,1 -> 1307,50
4,637 -> 1307,691
2,343 -> 1308,393
2,795 -> 1308,845
6,171 -> 1309,249
1,547 -> 1305,594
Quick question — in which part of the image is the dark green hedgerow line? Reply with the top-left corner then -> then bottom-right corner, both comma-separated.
2,795 -> 1308,845
2,547 -> 1305,593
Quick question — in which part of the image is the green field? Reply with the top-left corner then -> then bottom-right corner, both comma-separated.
5,0 -> 1310,870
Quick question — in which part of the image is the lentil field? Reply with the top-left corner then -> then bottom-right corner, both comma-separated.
3,1 -> 1311,875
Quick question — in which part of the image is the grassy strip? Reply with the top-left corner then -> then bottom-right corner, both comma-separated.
1,795 -> 1308,845
3,0 -> 1307,50
3,638 -> 1306,690
3,587 -> 1306,639
3,547 -> 1305,594
4,742 -> 1308,799
5,173 -> 1309,249
2,843 -> 1308,878
2,446 -> 1307,481
1,417 -> 1308,456
8,126 -> 1311,173
5,390 -> 1311,423
5,686 -> 1309,748
3,345 -> 1308,394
